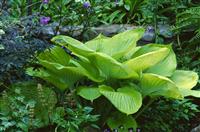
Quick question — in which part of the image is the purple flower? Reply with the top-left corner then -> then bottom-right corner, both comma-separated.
136,128 -> 141,132
40,16 -> 50,25
43,0 -> 49,4
128,128 -> 134,132
83,1 -> 91,8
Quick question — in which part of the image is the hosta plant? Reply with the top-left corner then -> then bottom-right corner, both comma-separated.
27,28 -> 199,130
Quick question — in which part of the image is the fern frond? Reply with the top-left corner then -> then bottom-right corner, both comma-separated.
173,6 -> 200,32
190,28 -> 200,42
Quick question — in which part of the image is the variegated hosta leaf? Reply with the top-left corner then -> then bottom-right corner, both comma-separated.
99,85 -> 142,115
140,73 -> 183,99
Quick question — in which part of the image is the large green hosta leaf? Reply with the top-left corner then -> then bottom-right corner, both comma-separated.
88,52 -> 139,79
170,70 -> 199,89
27,65 -> 83,91
146,44 -> 177,76
123,47 -> 170,72
51,30 -> 143,80
179,89 -> 200,98
38,46 -> 70,66
99,85 -> 142,115
85,28 -> 145,59
127,44 -> 176,76
77,86 -> 101,102
170,70 -> 200,98
27,46 -> 83,90
71,58 -> 105,82
140,73 -> 183,99
51,35 -> 94,57
27,68 -> 68,89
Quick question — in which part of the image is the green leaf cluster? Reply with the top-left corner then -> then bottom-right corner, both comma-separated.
27,28 -> 199,130
0,82 -> 57,131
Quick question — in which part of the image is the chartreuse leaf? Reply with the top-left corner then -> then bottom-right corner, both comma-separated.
129,44 -> 176,76
107,112 -> 137,131
77,86 -> 101,102
88,52 -> 139,79
170,70 -> 200,98
130,44 -> 162,58
124,47 -> 170,72
170,70 -> 199,89
140,73 -> 183,99
84,34 -> 109,52
71,58 -> 105,82
51,35 -> 94,57
27,65 -> 83,91
146,44 -> 177,76
99,85 -> 142,115
179,89 -> 200,98
85,28 -> 145,60
51,30 -> 141,79
27,46 -> 83,91
38,46 -> 70,66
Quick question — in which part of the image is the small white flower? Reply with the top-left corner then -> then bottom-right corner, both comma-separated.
0,29 -> 5,35
75,0 -> 81,2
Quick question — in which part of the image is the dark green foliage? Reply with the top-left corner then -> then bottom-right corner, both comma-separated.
138,99 -> 199,131
0,82 -> 57,131
0,82 -> 99,131
0,16 -> 49,85
0,89 -> 41,131
140,0 -> 191,24
51,105 -> 99,131
173,6 -> 200,47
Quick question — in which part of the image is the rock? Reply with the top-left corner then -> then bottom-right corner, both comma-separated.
60,25 -> 84,37
40,25 -> 56,36
158,24 -> 173,38
191,124 -> 200,132
91,24 -> 138,36
142,26 -> 155,42
37,24 -> 139,40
